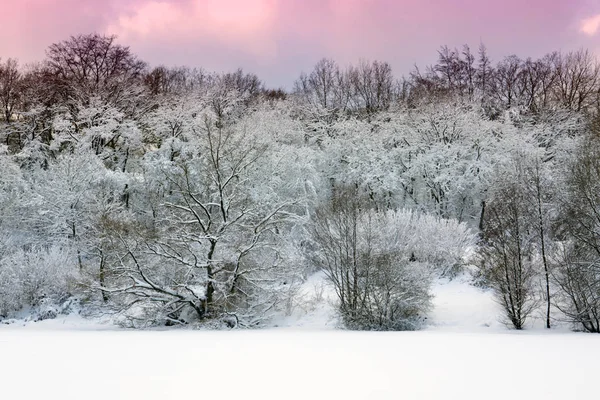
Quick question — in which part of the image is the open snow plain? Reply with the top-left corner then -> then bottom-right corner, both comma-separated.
1,275 -> 598,400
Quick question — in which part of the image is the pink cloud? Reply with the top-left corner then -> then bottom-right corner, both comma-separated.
106,0 -> 278,60
0,0 -> 118,63
581,14 -> 600,36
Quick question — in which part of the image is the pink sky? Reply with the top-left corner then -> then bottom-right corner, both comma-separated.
2,0 -> 599,87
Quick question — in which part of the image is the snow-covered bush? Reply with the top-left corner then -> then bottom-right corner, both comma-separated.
308,187 -> 474,330
385,209 -> 476,277
552,136 -> 600,332
553,258 -> 600,333
0,246 -> 77,319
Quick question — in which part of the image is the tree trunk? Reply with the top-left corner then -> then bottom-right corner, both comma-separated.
99,250 -> 108,303
204,240 -> 217,315
534,164 -> 551,328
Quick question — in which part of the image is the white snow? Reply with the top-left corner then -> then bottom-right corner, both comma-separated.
0,273 -> 597,400
0,328 -> 598,399
427,274 -> 505,331
276,271 -> 505,332
272,270 -> 339,329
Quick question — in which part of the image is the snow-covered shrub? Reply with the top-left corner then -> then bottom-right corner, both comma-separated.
0,246 -> 77,319
552,136 -> 600,332
553,259 -> 600,333
308,188 -> 441,330
386,209 -> 476,277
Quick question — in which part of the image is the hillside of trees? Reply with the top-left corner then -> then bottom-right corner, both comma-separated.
1,34 -> 600,331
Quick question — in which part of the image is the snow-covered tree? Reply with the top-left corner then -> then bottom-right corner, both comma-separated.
95,113 -> 301,326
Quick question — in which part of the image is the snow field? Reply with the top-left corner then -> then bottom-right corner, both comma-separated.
1,274 -> 596,399
0,328 -> 598,400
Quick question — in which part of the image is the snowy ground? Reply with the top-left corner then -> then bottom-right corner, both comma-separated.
1,328 -> 598,399
1,273 -> 598,399
428,274 -> 506,331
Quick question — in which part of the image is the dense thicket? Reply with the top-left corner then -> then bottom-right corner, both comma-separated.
1,34 -> 599,330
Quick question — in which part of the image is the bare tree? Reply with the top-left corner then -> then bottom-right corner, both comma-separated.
435,46 -> 461,92
480,175 -> 538,330
552,49 -> 600,112
294,58 -> 349,115
45,33 -> 147,114
144,66 -> 197,96
208,69 -> 263,124
220,68 -> 263,99
349,60 -> 394,113
476,43 -> 493,101
493,55 -> 523,108
554,133 -> 600,332
553,254 -> 600,333
461,45 -> 476,101
309,186 -> 432,330
0,58 -> 21,123
519,57 -> 556,112
524,160 -> 553,328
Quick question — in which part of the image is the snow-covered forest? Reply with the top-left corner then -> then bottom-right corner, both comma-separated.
2,33 -> 600,333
